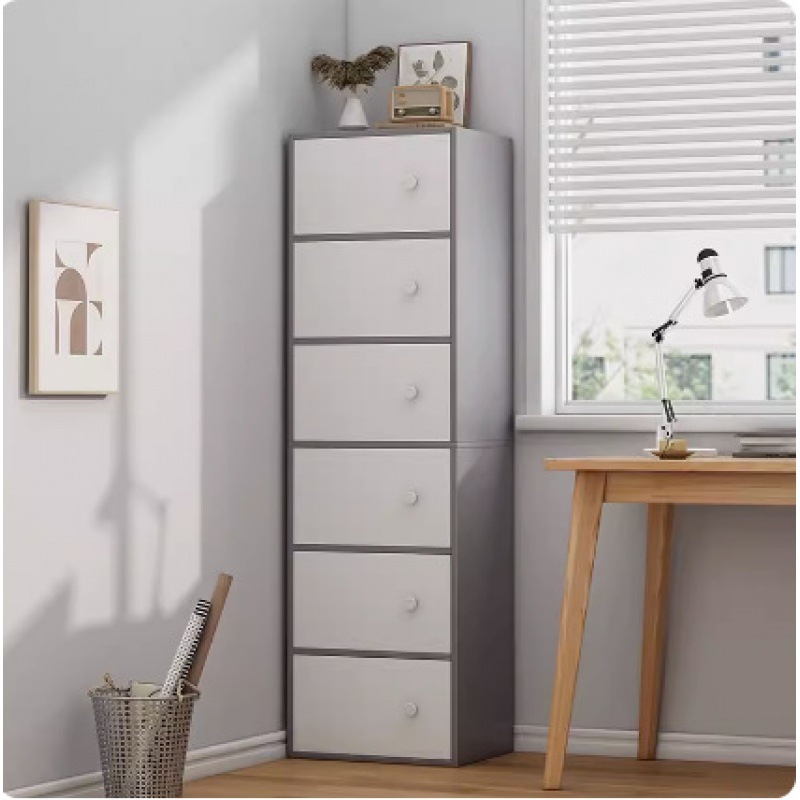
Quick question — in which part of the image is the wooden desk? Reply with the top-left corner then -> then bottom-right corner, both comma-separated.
541,457 -> 796,791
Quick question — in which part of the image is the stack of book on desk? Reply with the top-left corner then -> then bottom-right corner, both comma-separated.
734,432 -> 796,458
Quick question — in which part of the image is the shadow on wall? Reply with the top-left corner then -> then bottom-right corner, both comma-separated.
3,0 -> 344,790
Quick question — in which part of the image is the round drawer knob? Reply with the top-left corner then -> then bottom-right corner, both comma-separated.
401,174 -> 420,191
403,595 -> 420,613
403,490 -> 420,506
404,384 -> 420,401
404,702 -> 419,718
404,280 -> 420,297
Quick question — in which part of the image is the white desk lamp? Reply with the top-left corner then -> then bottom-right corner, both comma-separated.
651,248 -> 748,448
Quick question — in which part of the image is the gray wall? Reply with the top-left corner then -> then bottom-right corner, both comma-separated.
347,0 -> 795,740
3,0 -> 344,791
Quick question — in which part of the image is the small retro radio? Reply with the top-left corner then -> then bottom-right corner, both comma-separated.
390,85 -> 456,125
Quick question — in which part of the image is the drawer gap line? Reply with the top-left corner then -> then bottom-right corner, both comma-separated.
293,231 -> 451,243
294,337 -> 452,346
292,545 -> 452,555
292,441 -> 455,449
293,648 -> 452,661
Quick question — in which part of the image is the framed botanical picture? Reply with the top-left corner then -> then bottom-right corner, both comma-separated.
397,41 -> 472,126
28,200 -> 120,395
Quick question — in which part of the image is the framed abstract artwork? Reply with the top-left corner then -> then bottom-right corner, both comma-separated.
28,200 -> 120,395
396,41 -> 472,126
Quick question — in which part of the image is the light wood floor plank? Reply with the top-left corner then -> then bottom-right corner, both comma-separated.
183,753 -> 795,798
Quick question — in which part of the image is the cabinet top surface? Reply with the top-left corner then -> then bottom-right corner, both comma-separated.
545,456 -> 796,473
288,127 -> 508,143
290,128 -> 449,139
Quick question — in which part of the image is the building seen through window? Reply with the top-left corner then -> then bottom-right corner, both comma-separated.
766,245 -> 796,295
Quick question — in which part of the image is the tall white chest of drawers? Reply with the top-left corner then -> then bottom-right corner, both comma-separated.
288,129 -> 513,765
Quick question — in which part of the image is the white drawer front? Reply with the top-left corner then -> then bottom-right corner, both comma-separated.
293,344 -> 450,442
293,449 -> 451,548
293,135 -> 451,235
293,655 -> 451,759
293,239 -> 450,338
293,552 -> 451,653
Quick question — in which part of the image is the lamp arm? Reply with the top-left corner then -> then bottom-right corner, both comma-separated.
651,283 -> 699,342
666,283 -> 700,324
651,281 -> 702,445
654,337 -> 671,413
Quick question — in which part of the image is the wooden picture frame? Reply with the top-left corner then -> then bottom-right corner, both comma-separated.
396,41 -> 472,126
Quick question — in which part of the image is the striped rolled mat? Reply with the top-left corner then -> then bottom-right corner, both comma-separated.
159,599 -> 211,697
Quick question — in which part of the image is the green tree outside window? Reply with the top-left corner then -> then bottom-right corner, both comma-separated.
571,326 -> 714,402
767,354 -> 796,400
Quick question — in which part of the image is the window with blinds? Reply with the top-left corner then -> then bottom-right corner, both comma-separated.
548,0 -> 797,233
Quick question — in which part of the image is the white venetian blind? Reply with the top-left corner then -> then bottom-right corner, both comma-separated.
548,0 -> 797,232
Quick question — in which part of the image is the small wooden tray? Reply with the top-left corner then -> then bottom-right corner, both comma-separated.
646,448 -> 697,460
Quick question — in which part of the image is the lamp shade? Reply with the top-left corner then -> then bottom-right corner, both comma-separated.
703,275 -> 748,317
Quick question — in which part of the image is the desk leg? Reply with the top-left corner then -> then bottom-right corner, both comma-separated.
543,471 -> 606,791
638,503 -> 674,760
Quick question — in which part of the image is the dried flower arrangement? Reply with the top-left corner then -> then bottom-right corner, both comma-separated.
311,46 -> 395,92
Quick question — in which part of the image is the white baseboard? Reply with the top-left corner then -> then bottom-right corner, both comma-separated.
8,725 -> 793,796
514,725 -> 795,766
7,731 -> 286,798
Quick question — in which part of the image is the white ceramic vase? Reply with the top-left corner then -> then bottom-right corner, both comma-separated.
338,88 -> 368,130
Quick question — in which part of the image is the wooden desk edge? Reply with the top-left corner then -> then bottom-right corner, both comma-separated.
546,457 -> 796,474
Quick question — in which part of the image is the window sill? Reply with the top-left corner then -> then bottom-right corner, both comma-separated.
515,414 -> 797,434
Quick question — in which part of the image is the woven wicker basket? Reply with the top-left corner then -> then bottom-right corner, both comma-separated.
90,683 -> 199,798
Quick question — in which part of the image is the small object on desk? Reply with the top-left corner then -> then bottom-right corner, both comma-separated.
645,447 -> 718,459
734,431 -> 796,458
648,447 -> 693,460
645,440 -> 718,460
659,438 -> 688,456
733,450 -> 796,458
650,249 -> 748,450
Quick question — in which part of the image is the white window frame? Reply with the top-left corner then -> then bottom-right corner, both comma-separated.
517,0 -> 796,432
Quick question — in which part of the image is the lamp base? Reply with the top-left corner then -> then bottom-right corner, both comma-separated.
644,447 -> 719,459
660,437 -> 689,453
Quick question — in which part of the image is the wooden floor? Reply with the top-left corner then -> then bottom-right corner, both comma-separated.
184,753 -> 795,798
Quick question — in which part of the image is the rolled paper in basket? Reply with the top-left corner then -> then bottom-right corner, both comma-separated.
159,599 -> 211,697
130,681 -> 162,698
